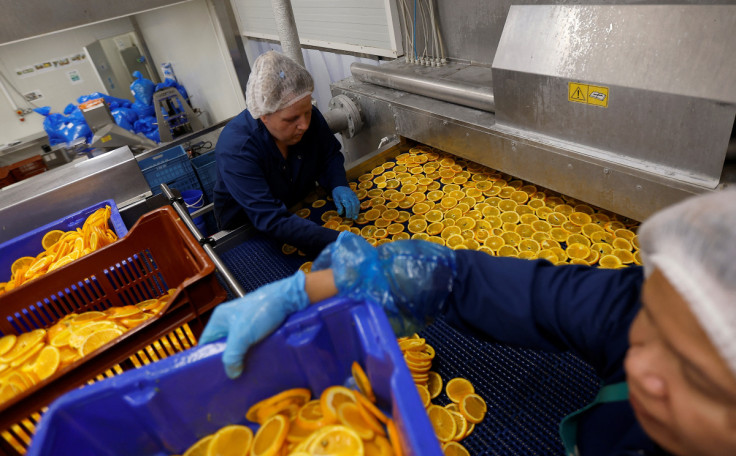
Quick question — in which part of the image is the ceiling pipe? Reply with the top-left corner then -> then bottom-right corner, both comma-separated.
351,62 -> 495,113
270,0 -> 304,67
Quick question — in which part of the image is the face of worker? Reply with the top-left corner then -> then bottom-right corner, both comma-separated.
260,95 -> 312,147
625,269 -> 736,455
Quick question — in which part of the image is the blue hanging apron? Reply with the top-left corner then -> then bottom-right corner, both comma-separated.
559,382 -> 629,456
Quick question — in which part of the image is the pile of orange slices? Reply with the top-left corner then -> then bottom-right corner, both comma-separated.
397,334 -> 486,456
0,206 -> 119,296
0,290 -> 174,406
284,145 -> 641,271
178,362 -> 402,456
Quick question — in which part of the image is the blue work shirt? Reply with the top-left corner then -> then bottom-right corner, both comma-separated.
213,107 -> 348,255
443,252 -> 669,456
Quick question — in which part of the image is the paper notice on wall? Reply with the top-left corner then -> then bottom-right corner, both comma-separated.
15,66 -> 35,79
23,90 -> 43,102
67,70 -> 83,84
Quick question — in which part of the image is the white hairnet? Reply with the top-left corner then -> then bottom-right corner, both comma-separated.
245,51 -> 313,119
638,189 -> 736,376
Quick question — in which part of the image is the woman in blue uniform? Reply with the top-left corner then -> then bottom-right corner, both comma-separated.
201,190 -> 736,456
213,51 -> 359,255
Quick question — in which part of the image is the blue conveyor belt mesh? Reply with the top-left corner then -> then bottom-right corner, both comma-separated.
218,234 -> 305,298
419,317 -> 600,455
218,239 -> 601,455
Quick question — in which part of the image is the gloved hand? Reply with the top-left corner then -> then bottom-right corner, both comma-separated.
199,271 -> 310,379
332,186 -> 360,220
313,232 -> 457,335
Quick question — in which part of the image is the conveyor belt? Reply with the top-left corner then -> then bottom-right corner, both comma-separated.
218,237 -> 600,455
218,234 -> 306,297
419,318 -> 599,455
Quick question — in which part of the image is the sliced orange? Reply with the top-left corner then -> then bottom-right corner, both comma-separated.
449,411 -> 468,441
246,388 -> 311,424
386,419 -> 403,456
337,402 -> 375,440
183,435 -> 213,456
364,435 -> 393,456
79,328 -> 124,357
0,382 -> 21,404
320,386 -> 357,422
416,384 -> 431,408
9,341 -> 44,368
303,425 -> 363,456
11,257 -> 34,277
207,424 -> 253,456
286,415 -> 316,444
296,399 -> 334,430
351,361 -> 375,403
70,311 -> 106,325
427,371 -> 443,399
69,321 -> 118,349
0,334 -> 17,357
251,414 -> 289,456
0,329 -> 45,364
459,393 -> 487,424
120,314 -> 152,329
355,390 -> 389,425
445,378 -> 474,403
442,441 -> 470,456
30,345 -> 60,381
599,254 -> 623,269
108,305 -> 144,320
427,405 -> 457,443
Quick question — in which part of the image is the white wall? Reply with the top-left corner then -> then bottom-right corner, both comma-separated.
244,39 -> 380,113
0,18 -> 135,144
135,0 -> 245,126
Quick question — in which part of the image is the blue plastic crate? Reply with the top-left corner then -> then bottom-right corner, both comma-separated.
0,200 -> 127,283
28,298 -> 442,456
138,145 -> 201,196
191,150 -> 217,204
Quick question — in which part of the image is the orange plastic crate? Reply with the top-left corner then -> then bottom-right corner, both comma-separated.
0,206 -> 227,453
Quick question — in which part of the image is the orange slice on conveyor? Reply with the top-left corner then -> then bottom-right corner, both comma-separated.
443,441 -> 471,456
612,238 -> 632,251
427,371 -> 443,399
599,254 -> 623,269
459,393 -> 487,424
445,378 -> 475,403
428,405 -> 457,443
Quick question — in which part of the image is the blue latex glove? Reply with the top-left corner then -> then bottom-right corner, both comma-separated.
332,186 -> 360,220
313,232 -> 457,335
199,271 -> 310,378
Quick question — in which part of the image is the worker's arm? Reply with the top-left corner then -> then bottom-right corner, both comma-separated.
444,251 -> 643,380
199,268 -> 339,379
218,140 -> 338,255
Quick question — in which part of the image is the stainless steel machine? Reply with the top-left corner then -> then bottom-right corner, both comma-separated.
330,4 -> 736,222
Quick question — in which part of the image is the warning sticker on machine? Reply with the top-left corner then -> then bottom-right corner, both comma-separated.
568,82 -> 609,108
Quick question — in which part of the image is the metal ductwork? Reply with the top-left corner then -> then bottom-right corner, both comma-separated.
270,0 -> 304,67
323,95 -> 363,139
351,62 -> 495,113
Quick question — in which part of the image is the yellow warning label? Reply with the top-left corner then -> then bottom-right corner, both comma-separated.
101,135 -> 112,143
568,82 -> 609,108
